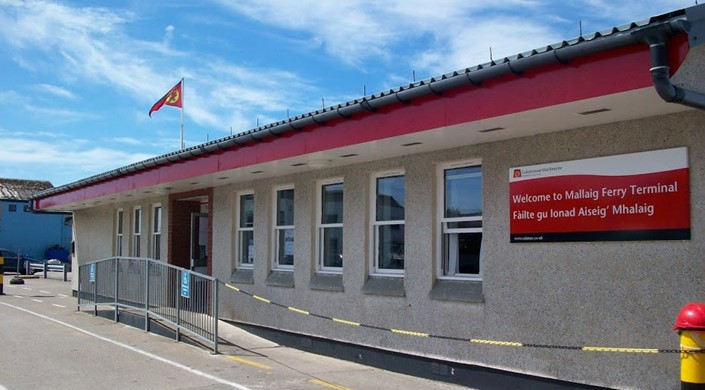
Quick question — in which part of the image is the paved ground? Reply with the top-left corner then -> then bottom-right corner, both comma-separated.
0,273 -> 470,390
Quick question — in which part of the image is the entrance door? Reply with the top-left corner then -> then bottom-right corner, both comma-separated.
190,213 -> 209,274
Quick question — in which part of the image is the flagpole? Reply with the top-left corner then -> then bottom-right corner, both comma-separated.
180,78 -> 185,150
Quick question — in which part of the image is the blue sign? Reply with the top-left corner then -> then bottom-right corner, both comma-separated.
89,263 -> 96,283
180,270 -> 190,298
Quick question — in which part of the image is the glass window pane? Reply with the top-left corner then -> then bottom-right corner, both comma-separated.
240,230 -> 254,264
444,166 -> 482,218
277,189 -> 295,226
117,211 -> 123,234
153,207 -> 162,233
153,236 -> 161,260
376,175 -> 405,221
377,224 -> 404,270
116,236 -> 123,257
446,220 -> 482,229
240,194 -> 254,228
133,235 -> 141,257
322,226 -> 343,268
277,228 -> 294,266
443,232 -> 481,275
134,209 -> 141,233
321,183 -> 343,224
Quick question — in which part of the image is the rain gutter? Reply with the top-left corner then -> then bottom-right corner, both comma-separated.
33,5 -> 705,201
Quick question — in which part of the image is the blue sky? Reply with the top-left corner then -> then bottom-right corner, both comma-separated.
0,0 -> 694,186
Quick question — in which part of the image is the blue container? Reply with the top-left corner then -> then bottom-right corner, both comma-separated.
45,246 -> 69,262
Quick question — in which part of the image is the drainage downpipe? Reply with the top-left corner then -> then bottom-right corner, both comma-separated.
639,19 -> 705,110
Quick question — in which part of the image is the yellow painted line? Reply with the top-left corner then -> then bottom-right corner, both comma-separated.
332,318 -> 360,327
226,355 -> 272,370
252,295 -> 270,304
581,346 -> 659,353
471,339 -> 523,347
308,378 -> 353,390
288,306 -> 309,315
225,284 -> 240,292
391,328 -> 429,338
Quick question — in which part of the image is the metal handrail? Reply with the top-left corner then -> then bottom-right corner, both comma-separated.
76,257 -> 218,354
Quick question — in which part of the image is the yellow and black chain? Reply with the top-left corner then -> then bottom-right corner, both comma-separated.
221,281 -> 696,354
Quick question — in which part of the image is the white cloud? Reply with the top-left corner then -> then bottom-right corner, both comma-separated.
0,0 -> 324,134
34,84 -> 78,100
413,16 -> 562,76
24,104 -> 101,123
213,0 -> 695,77
212,0 -> 556,71
109,137 -> 142,146
164,24 -> 174,44
0,136 -> 155,185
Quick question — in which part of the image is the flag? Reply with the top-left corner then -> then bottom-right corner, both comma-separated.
149,79 -> 183,117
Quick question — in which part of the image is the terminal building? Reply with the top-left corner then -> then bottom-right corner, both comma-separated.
32,5 -> 705,389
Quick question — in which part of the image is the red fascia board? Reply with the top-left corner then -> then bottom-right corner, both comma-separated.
34,37 -> 689,210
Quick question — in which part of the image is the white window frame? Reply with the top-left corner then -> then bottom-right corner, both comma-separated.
272,184 -> 295,271
370,170 -> 405,277
151,204 -> 162,260
236,190 -> 255,269
115,209 -> 124,257
316,177 -> 344,274
132,206 -> 142,257
436,159 -> 483,281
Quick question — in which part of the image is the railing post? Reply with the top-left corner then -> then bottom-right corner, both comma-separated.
63,263 -> 68,282
93,263 -> 98,316
175,274 -> 181,343
144,260 -> 150,332
213,278 -> 219,354
76,264 -> 80,311
114,258 -> 119,323
43,262 -> 48,279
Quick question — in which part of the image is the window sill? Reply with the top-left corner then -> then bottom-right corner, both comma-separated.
266,271 -> 294,288
230,268 -> 254,285
310,273 -> 344,292
362,276 -> 405,297
429,279 -> 484,303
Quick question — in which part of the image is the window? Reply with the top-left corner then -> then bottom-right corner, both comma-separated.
236,192 -> 255,268
115,209 -> 124,256
273,186 -> 294,270
133,207 -> 142,257
151,204 -> 162,260
438,162 -> 483,279
8,204 -> 17,212
317,179 -> 344,273
371,171 -> 405,275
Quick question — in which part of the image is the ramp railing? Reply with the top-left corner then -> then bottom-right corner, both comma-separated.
77,257 -> 218,353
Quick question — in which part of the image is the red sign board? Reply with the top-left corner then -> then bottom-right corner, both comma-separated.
509,147 -> 690,242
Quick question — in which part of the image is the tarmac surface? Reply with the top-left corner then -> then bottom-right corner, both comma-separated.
0,272 -> 470,390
